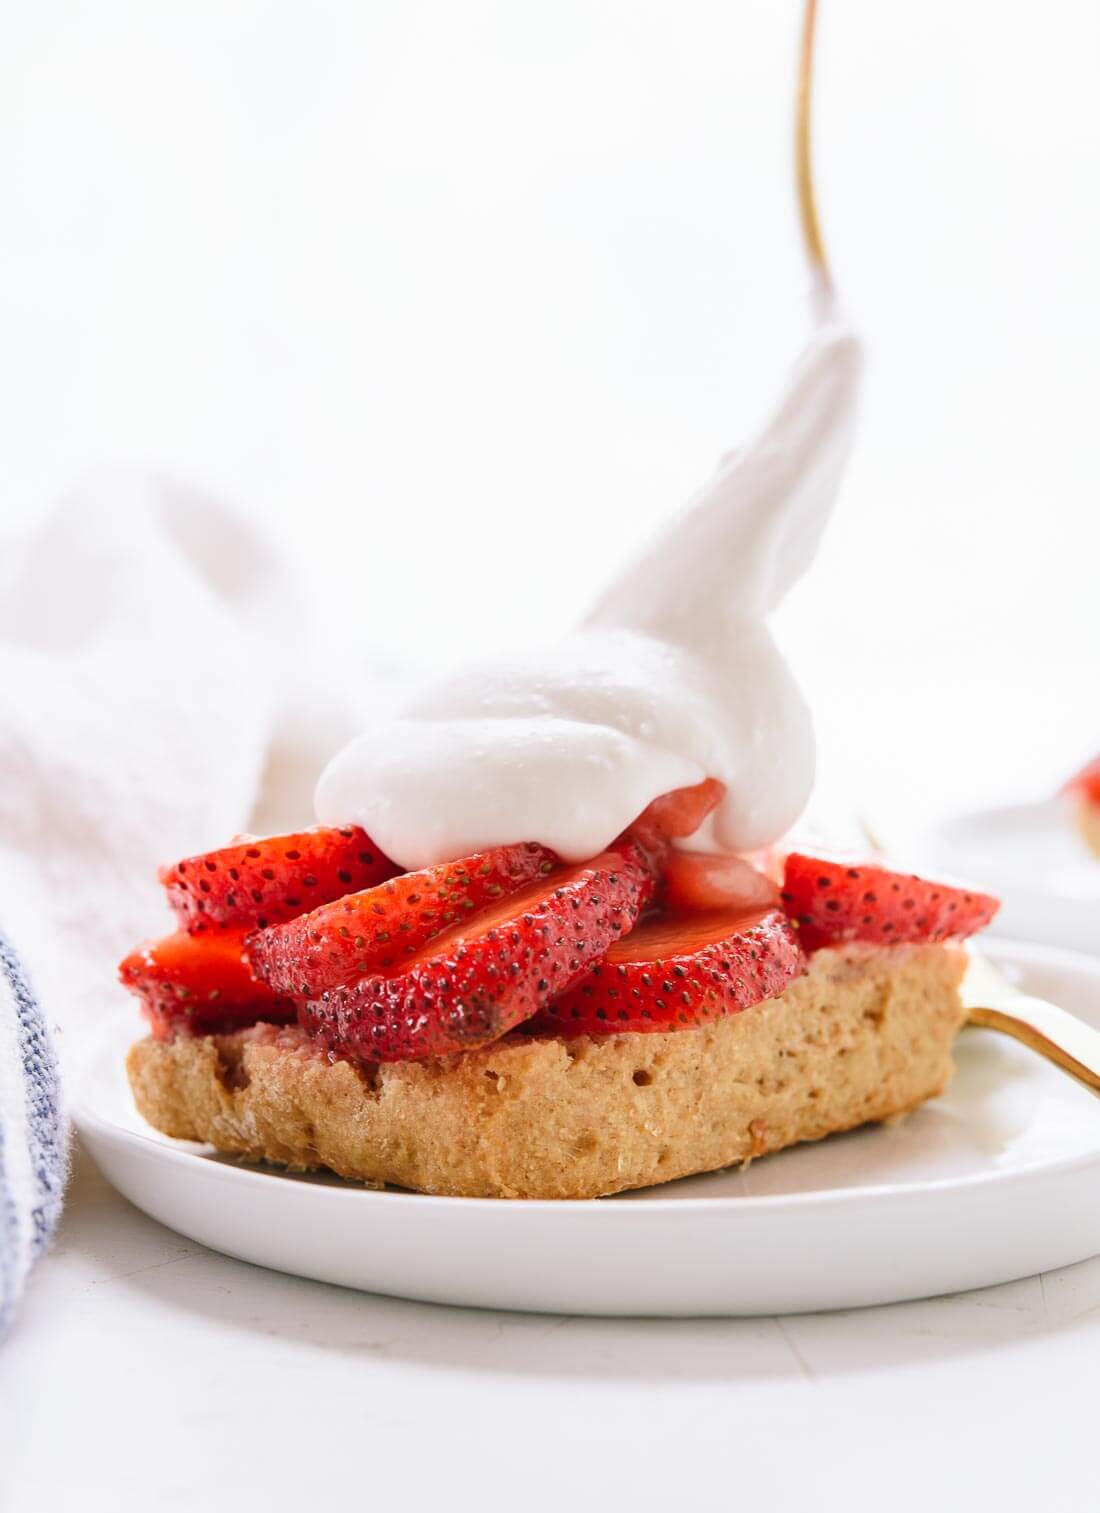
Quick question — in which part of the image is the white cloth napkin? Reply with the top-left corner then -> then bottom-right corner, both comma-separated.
0,472 -> 377,1326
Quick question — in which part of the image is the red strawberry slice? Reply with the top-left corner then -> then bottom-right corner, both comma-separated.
1064,756 -> 1100,804
299,840 -> 654,1061
621,777 -> 726,881
662,851 -> 780,914
119,931 -> 296,1039
630,777 -> 725,850
160,826 -> 397,933
249,841 -> 559,997
534,905 -> 804,1035
781,853 -> 999,950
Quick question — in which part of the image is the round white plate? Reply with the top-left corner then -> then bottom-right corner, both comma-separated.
75,938 -> 1100,1317
917,798 -> 1100,956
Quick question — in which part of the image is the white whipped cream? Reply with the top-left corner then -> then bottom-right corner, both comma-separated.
316,314 -> 862,869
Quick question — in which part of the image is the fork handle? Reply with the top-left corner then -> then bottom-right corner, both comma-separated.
967,998 -> 1100,1096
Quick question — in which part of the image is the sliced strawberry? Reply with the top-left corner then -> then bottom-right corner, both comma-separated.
662,851 -> 780,914
119,930 -> 295,1039
252,783 -> 722,1007
249,841 -> 558,997
299,840 -> 654,1061
160,826 -> 398,933
1064,755 -> 1100,805
534,905 -> 804,1035
781,853 -> 999,950
631,777 -> 724,847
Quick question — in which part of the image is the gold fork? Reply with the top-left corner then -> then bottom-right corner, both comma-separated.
963,951 -> 1100,1095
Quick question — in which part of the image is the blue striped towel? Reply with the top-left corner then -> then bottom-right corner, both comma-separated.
0,935 -> 64,1335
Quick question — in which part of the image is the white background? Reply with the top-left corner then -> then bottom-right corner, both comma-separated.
3,0 -> 1097,825
3,4 -> 1100,1510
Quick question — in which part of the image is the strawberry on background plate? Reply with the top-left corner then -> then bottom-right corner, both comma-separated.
118,930 -> 295,1038
300,839 -> 656,1061
781,853 -> 999,951
249,842 -> 559,997
534,905 -> 804,1035
1064,755 -> 1100,804
160,826 -> 397,933
1065,755 -> 1100,856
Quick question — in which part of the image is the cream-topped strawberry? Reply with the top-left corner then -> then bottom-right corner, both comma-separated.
248,842 -> 558,997
248,782 -> 724,1000
123,781 -> 1000,1068
119,930 -> 295,1038
160,826 -> 397,932
534,905 -> 803,1034
781,853 -> 999,950
300,839 -> 655,1061
631,778 -> 726,845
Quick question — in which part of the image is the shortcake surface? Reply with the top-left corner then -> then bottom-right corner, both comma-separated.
128,942 -> 966,1200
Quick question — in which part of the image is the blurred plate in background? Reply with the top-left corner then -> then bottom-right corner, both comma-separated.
915,799 -> 1100,957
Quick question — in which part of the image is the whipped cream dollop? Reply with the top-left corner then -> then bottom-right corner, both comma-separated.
316,315 -> 862,869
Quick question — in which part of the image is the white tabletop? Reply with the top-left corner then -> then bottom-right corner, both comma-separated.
4,1137 -> 1098,1512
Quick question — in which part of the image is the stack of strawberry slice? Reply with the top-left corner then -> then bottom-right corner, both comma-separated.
119,782 -> 998,1062
119,827 -> 398,1039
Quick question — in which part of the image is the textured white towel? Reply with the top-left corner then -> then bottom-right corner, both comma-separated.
0,472 -> 384,1327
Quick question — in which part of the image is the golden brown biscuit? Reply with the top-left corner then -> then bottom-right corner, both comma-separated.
127,943 -> 967,1199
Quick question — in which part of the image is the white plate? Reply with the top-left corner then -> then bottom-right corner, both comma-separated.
917,798 -> 1100,956
75,938 -> 1100,1317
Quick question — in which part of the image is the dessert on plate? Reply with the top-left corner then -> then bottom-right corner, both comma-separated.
119,4 -> 1000,1200
120,324 -> 999,1200
1063,756 -> 1100,856
123,804 -> 997,1199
